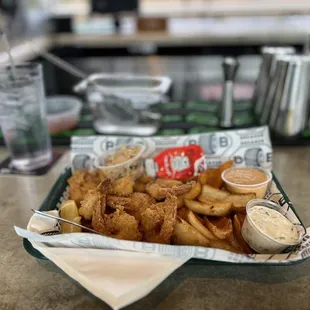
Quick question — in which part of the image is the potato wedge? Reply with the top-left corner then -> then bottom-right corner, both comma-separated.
187,210 -> 218,240
207,160 -> 234,188
177,207 -> 190,220
187,212 -> 241,253
184,199 -> 232,216
183,182 -> 201,200
236,212 -> 246,226
60,200 -> 82,233
198,195 -> 218,203
172,218 -> 210,247
201,184 -> 230,200
177,196 -> 185,209
198,169 -> 216,185
173,215 -> 241,253
205,216 -> 233,241
232,213 -> 254,254
61,200 -> 79,218
209,238 -> 241,253
61,216 -> 82,233
230,235 -> 244,253
198,171 -> 207,185
207,170 -> 222,188
218,160 -> 234,174
223,193 -> 256,211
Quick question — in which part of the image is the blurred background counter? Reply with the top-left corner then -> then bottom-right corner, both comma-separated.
1,0 -> 310,56
0,0 -> 310,146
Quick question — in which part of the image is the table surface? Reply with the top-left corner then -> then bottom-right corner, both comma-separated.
1,146 -> 310,310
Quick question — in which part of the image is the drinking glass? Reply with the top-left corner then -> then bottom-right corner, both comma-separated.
0,63 -> 52,171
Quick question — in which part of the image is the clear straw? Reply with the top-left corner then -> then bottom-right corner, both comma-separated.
38,50 -> 87,80
0,22 -> 17,79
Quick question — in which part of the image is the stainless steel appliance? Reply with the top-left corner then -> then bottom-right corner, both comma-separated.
253,46 -> 295,119
268,55 -> 310,137
74,73 -> 171,136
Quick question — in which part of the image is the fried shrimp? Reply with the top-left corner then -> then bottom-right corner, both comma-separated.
107,193 -> 156,221
63,159 -> 255,255
138,174 -> 155,184
133,174 -> 155,193
125,192 -> 156,221
156,179 -> 183,187
140,193 -> 177,244
146,179 -> 195,200
79,179 -> 111,220
91,180 -> 111,234
107,196 -> 131,209
104,208 -> 142,241
111,176 -> 135,196
79,190 -> 103,220
88,179 -> 141,241
68,169 -> 102,205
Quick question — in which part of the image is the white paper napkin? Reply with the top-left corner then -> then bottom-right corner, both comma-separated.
29,241 -> 189,310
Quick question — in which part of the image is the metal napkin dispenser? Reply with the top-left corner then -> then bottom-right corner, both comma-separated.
267,55 -> 310,137
253,46 -> 295,119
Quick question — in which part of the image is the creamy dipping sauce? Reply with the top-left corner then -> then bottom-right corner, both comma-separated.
249,205 -> 298,243
224,168 -> 267,185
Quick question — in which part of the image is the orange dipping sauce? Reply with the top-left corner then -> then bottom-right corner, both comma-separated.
222,167 -> 272,199
224,168 -> 267,185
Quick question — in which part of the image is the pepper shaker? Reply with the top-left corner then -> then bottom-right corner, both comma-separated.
220,57 -> 239,128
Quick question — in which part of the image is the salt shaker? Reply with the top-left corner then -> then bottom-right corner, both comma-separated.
219,57 -> 239,128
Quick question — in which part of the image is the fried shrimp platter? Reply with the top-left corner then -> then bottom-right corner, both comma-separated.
64,173 -> 193,245
60,156 -> 255,254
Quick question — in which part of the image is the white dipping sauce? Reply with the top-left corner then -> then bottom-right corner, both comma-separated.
249,205 -> 298,243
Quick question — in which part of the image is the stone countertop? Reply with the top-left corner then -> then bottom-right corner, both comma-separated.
1,146 -> 310,310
